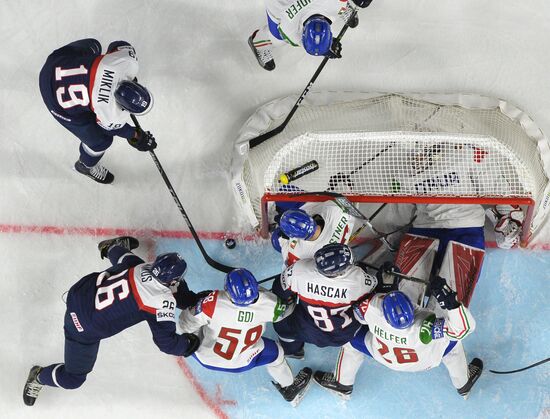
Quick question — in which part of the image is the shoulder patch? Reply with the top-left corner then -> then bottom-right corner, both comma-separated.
198,290 -> 218,318
280,265 -> 294,290
355,294 -> 375,320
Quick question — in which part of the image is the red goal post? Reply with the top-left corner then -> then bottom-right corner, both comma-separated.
231,92 -> 550,246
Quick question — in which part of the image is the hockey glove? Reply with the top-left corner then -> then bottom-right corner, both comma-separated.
326,39 -> 342,59
128,128 -> 157,152
430,276 -> 460,310
375,262 -> 401,293
182,333 -> 201,357
352,0 -> 373,8
486,205 -> 524,249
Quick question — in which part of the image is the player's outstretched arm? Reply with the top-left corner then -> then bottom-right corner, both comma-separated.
430,276 -> 476,340
147,317 -> 200,357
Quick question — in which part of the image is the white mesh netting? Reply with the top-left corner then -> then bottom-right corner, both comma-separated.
232,93 -> 550,240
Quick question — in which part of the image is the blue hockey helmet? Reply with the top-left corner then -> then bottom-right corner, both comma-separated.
279,209 -> 317,240
114,80 -> 153,115
314,243 -> 354,277
302,15 -> 333,56
225,269 -> 259,307
382,291 -> 414,329
151,253 -> 187,285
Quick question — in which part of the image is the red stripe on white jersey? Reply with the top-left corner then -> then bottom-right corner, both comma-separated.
128,267 -> 156,315
87,55 -> 103,112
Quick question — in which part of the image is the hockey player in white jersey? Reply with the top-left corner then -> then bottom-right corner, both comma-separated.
271,243 -> 378,358
272,201 -> 358,266
313,277 -> 483,400
179,269 -> 313,406
248,0 -> 373,71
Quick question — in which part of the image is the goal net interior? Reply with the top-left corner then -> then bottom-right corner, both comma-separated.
231,92 -> 550,245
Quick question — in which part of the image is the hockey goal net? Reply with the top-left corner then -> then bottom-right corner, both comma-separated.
231,93 -> 550,245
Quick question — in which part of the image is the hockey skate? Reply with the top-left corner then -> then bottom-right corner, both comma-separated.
248,29 -> 275,71
313,371 -> 353,400
98,236 -> 140,259
23,366 -> 43,406
273,367 -> 313,407
457,358 -> 483,399
75,160 -> 114,184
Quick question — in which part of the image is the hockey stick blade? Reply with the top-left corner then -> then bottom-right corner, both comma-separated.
249,8 -> 358,149
489,357 -> 549,375
131,115 -> 236,274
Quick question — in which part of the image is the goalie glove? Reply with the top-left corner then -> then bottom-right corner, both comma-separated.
486,205 -> 524,249
430,276 -> 460,310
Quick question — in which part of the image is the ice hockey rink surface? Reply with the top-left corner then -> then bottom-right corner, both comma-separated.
1,1 -> 548,418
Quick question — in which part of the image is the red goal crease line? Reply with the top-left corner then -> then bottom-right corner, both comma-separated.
1,222 -> 549,250
0,223 -> 258,241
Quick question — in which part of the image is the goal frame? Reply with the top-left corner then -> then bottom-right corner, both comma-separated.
232,92 -> 550,246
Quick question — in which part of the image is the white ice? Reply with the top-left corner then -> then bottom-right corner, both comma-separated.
1,1 -> 549,418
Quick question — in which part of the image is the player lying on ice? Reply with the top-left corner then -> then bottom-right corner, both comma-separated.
179,269 -> 313,407
271,200 -> 360,266
314,279 -> 483,400
23,237 -> 201,406
39,39 -> 156,184
248,0 -> 373,71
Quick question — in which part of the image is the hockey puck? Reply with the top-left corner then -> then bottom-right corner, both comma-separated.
225,238 -> 236,249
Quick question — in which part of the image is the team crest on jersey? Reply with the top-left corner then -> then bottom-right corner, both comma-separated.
289,240 -> 297,249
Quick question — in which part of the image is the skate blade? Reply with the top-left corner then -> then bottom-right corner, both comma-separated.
290,377 -> 313,407
313,379 -> 351,401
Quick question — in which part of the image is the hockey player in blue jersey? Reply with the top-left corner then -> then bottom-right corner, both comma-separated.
272,243 -> 383,358
39,39 -> 156,184
22,237 -> 200,406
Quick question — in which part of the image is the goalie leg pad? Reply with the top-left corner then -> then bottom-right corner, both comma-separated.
438,240 -> 485,308
395,233 -> 439,305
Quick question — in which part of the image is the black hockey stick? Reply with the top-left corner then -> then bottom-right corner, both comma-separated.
327,142 -> 395,192
359,262 -> 429,285
489,357 -> 550,375
249,8 -> 359,149
131,115 -> 236,274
